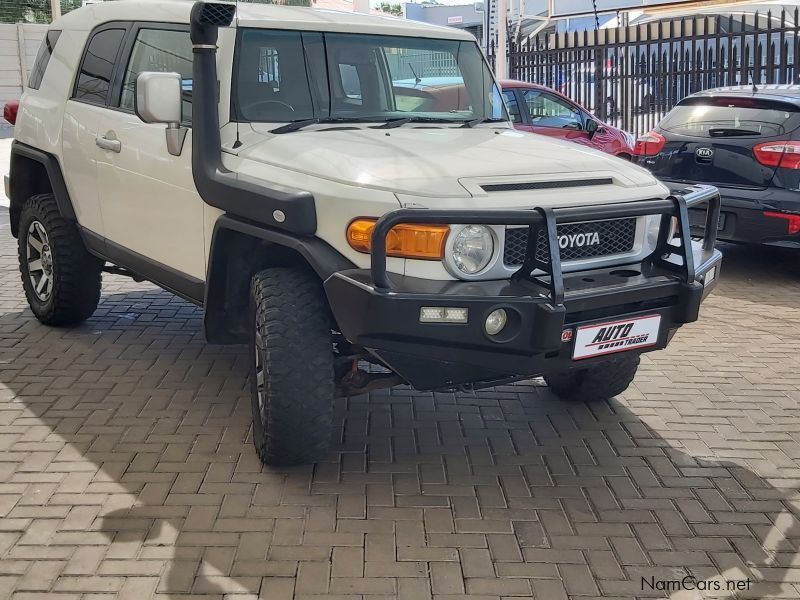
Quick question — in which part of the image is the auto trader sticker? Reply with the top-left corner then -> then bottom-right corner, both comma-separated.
572,314 -> 661,360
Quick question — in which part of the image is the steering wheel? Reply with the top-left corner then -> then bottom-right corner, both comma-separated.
242,99 -> 295,115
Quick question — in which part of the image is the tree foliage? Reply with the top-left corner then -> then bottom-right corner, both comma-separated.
377,2 -> 402,16
0,0 -> 314,23
1,0 -> 82,23
239,0 -> 312,6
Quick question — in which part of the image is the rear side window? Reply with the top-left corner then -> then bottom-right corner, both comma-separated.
28,30 -> 62,90
660,97 -> 800,138
119,28 -> 193,121
74,28 -> 126,105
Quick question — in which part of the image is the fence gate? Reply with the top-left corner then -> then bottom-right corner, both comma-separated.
499,9 -> 800,137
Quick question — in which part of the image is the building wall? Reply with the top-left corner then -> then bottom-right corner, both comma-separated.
0,23 -> 46,109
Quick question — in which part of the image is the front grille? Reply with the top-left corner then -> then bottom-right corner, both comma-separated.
503,218 -> 637,266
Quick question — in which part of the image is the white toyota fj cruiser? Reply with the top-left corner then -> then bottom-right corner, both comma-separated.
7,0 -> 722,464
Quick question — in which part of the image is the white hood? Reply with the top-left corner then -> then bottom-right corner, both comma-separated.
234,125 -> 661,198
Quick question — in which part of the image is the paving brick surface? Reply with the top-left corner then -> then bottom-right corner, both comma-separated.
2,207 -> 800,598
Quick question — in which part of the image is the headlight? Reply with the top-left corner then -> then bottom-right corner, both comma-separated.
451,225 -> 494,274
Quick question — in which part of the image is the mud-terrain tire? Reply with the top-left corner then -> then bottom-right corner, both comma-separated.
249,267 -> 335,465
544,354 -> 640,402
17,193 -> 103,325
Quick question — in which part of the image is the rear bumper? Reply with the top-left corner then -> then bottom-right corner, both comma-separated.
667,182 -> 800,247
324,185 -> 722,390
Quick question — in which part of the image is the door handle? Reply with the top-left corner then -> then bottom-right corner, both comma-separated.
95,134 -> 121,153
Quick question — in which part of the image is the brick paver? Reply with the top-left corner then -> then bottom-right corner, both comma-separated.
2,206 -> 800,599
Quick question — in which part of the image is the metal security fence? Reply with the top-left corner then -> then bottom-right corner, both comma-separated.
385,49 -> 460,81
495,9 -> 800,137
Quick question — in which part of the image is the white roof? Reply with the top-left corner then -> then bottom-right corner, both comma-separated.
56,0 -> 474,40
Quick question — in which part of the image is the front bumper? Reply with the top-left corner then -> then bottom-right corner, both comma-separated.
324,185 -> 723,390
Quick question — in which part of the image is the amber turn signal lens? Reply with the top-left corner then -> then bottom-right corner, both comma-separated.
347,219 -> 449,260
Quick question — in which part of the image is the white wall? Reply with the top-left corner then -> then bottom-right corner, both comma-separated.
0,23 -> 47,109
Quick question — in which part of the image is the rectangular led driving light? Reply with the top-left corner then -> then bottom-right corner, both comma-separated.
419,306 -> 469,324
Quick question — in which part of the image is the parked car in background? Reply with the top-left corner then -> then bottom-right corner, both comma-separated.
634,85 -> 800,248
3,100 -> 18,125
500,80 -> 635,159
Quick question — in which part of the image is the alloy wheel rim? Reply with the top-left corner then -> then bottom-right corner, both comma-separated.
26,221 -> 53,302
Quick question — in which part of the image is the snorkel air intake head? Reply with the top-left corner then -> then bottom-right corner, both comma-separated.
190,1 -> 235,46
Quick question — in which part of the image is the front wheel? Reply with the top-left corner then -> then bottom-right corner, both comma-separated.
249,267 -> 335,465
544,355 -> 640,402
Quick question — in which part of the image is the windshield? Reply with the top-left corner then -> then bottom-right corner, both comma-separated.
233,29 -> 507,124
660,97 -> 800,138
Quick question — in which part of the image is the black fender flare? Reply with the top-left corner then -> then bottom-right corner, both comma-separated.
8,141 -> 76,236
203,214 -> 356,344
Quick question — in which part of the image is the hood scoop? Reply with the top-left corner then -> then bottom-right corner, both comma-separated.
480,177 -> 613,193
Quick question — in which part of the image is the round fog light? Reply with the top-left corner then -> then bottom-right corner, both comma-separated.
485,309 -> 508,336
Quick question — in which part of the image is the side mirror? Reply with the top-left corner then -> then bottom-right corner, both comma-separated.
585,119 -> 606,138
136,72 -> 182,124
135,72 -> 187,156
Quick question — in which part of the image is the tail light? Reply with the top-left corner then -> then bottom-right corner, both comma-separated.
763,211 -> 800,234
3,100 -> 18,126
753,141 -> 800,169
633,131 -> 666,156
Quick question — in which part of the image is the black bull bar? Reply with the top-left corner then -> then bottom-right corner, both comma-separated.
323,184 -> 721,389
369,184 -> 722,311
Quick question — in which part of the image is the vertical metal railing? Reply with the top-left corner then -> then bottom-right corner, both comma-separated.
495,8 -> 800,137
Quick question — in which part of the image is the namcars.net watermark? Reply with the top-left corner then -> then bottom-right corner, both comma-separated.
642,575 -> 752,593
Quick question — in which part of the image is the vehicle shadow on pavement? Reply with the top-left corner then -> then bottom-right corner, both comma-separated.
1,286 -> 800,598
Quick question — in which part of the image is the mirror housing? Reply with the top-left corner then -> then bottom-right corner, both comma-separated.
585,119 -> 605,138
135,72 -> 187,156
136,72 -> 182,125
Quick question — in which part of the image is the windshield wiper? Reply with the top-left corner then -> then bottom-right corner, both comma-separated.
371,117 -> 416,129
270,119 -> 320,134
272,116 -> 412,133
272,116 -> 460,133
370,116 -> 452,129
460,118 -> 507,128
708,127 -> 762,137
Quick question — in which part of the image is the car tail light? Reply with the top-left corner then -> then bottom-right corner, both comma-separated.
763,211 -> 800,234
3,101 -> 18,126
753,141 -> 800,169
346,219 -> 450,260
633,131 -> 666,156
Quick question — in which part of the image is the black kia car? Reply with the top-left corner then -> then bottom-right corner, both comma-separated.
634,85 -> 800,248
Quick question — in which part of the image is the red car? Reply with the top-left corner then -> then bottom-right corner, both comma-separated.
3,100 -> 18,125
500,80 -> 634,159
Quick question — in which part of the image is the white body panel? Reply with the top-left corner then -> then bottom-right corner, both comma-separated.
96,114 -> 206,279
61,101 -> 107,235
237,125 -> 663,199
